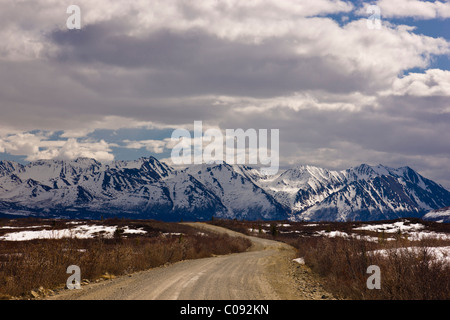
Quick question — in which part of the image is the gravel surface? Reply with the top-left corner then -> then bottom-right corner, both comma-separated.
47,223 -> 334,300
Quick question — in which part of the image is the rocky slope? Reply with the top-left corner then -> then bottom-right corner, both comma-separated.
0,158 -> 449,221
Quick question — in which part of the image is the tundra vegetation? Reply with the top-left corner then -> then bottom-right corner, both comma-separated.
210,218 -> 450,300
0,218 -> 251,299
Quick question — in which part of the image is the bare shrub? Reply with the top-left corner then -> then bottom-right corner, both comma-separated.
0,223 -> 251,299
293,236 -> 449,300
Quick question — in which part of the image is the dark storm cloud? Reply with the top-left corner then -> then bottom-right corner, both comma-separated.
47,22 -> 376,99
380,95 -> 450,127
222,99 -> 450,157
1,0 -> 449,189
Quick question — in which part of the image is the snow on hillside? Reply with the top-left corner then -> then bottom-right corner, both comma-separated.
0,224 -> 146,241
0,161 -> 24,176
353,220 -> 425,233
183,163 -> 285,219
423,207 -> 450,223
253,165 -> 348,213
334,220 -> 449,241
0,158 -> 449,221
369,246 -> 450,265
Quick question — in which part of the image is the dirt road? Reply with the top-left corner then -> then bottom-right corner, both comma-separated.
48,223 -> 332,300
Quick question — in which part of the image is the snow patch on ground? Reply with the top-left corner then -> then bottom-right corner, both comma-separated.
0,224 -> 146,241
293,257 -> 305,264
369,246 -> 450,265
315,230 -> 379,242
352,221 -> 450,241
0,225 -> 52,229
353,221 -> 425,233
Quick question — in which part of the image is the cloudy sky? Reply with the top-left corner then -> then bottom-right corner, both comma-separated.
0,0 -> 450,188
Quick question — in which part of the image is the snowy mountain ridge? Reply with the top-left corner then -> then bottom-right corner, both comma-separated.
0,158 -> 449,222
423,206 -> 450,223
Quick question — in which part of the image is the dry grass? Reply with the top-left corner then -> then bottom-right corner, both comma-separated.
0,218 -> 251,299
292,236 -> 449,300
210,218 -> 450,300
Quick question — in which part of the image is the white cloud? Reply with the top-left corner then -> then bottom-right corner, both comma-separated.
35,138 -> 115,162
0,132 -> 115,163
0,133 -> 42,156
213,91 -> 378,114
123,138 -> 171,154
295,18 -> 450,87
0,0 -> 354,61
383,69 -> 450,96
1,1 -> 450,189
60,116 -> 170,138
360,0 -> 450,19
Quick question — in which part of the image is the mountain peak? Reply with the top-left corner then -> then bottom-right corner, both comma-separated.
29,157 -> 101,167
281,164 -> 341,183
0,160 -> 24,175
348,163 -> 395,180
0,158 -> 449,222
72,157 -> 102,165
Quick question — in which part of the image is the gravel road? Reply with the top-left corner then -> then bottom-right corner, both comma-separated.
47,223 -> 332,300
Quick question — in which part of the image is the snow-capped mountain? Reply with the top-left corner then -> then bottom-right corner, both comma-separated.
0,157 -> 227,221
423,206 -> 450,223
0,158 -> 449,222
0,160 -> 25,177
182,163 -> 286,220
251,164 -> 348,213
252,163 -> 450,221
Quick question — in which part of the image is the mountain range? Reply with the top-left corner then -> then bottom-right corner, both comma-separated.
0,157 -> 449,222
